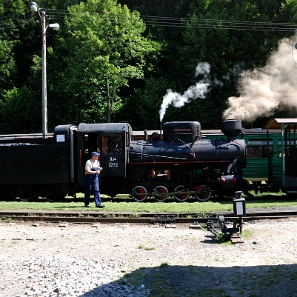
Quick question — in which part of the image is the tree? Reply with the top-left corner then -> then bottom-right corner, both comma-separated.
0,0 -> 295,133
118,77 -> 175,129
116,0 -> 293,129
0,0 -> 27,102
52,0 -> 159,125
0,39 -> 16,100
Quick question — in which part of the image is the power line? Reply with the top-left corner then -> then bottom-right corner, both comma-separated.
1,9 -> 297,33
141,15 -> 297,32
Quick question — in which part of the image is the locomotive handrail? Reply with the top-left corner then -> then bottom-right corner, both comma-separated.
226,157 -> 238,174
0,133 -> 55,144
129,151 -> 232,161
0,133 -> 54,139
129,152 -> 192,160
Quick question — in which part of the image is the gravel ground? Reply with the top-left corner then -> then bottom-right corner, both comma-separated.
1,217 -> 297,297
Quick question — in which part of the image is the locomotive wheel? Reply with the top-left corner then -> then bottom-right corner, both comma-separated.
153,185 -> 168,202
46,194 -> 65,202
18,189 -> 31,202
19,196 -> 31,202
174,185 -> 189,202
194,185 -> 211,202
131,186 -> 148,202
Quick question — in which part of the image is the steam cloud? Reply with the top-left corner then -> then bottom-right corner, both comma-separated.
159,62 -> 211,122
223,37 -> 297,121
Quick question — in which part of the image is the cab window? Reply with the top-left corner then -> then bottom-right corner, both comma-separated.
102,135 -> 122,155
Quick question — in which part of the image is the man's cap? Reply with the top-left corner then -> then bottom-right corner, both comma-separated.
91,152 -> 100,156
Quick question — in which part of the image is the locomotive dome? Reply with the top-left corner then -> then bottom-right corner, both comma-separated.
162,121 -> 201,143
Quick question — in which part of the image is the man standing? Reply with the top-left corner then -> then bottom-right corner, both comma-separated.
84,152 -> 104,208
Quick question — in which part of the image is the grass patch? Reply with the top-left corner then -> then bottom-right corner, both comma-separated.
138,244 -> 155,251
0,217 -> 13,223
215,233 -> 232,244
241,229 -> 253,240
159,262 -> 170,268
0,191 -> 296,213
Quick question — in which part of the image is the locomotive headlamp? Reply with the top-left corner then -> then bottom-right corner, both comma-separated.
233,191 -> 246,216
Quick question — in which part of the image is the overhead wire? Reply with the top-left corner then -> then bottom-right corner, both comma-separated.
1,9 -> 297,33
141,15 -> 297,32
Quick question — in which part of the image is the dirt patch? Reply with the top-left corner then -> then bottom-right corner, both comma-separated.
0,219 -> 297,296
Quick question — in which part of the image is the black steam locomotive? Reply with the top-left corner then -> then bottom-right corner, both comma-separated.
0,119 -> 247,202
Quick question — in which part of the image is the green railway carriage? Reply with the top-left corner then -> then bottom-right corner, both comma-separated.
263,118 -> 297,196
202,128 -> 283,193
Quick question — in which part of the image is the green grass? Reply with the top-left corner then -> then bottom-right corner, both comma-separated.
0,191 -> 296,213
241,229 -> 253,240
138,244 -> 155,251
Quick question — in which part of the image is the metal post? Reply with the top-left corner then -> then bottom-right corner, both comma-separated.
41,11 -> 47,138
281,123 -> 285,187
106,77 -> 111,123
30,2 -> 59,139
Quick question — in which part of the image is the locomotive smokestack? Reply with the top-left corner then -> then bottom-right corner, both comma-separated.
160,121 -> 163,139
221,119 -> 242,140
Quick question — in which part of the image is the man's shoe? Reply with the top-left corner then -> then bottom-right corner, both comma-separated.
85,205 -> 90,207
96,205 -> 105,208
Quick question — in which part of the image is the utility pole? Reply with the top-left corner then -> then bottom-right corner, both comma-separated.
106,77 -> 111,123
30,2 -> 59,138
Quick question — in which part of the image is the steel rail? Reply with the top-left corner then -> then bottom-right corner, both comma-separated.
0,210 -> 296,224
1,210 -> 297,216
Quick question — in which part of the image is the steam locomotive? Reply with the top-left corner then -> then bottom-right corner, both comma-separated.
0,119 -> 247,202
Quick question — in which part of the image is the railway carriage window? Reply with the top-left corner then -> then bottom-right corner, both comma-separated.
248,139 -> 272,158
248,146 -> 263,158
102,135 -> 122,155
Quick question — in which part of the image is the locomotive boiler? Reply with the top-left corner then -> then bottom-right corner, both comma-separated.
0,119 -> 247,202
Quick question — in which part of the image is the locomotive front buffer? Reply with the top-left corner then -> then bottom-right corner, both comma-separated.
207,191 -> 246,243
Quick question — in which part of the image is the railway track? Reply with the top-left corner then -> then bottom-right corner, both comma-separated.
0,210 -> 297,224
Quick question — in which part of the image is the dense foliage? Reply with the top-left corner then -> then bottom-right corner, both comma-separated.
0,0 -> 296,133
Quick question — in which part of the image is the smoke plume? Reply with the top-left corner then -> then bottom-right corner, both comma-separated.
223,37 -> 297,121
159,62 -> 211,122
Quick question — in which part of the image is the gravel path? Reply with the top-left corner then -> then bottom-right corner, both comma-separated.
1,218 -> 297,297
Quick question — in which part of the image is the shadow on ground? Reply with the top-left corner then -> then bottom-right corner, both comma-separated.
79,263 -> 297,297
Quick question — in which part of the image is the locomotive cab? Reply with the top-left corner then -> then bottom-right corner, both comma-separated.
77,123 -> 132,187
98,123 -> 132,178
